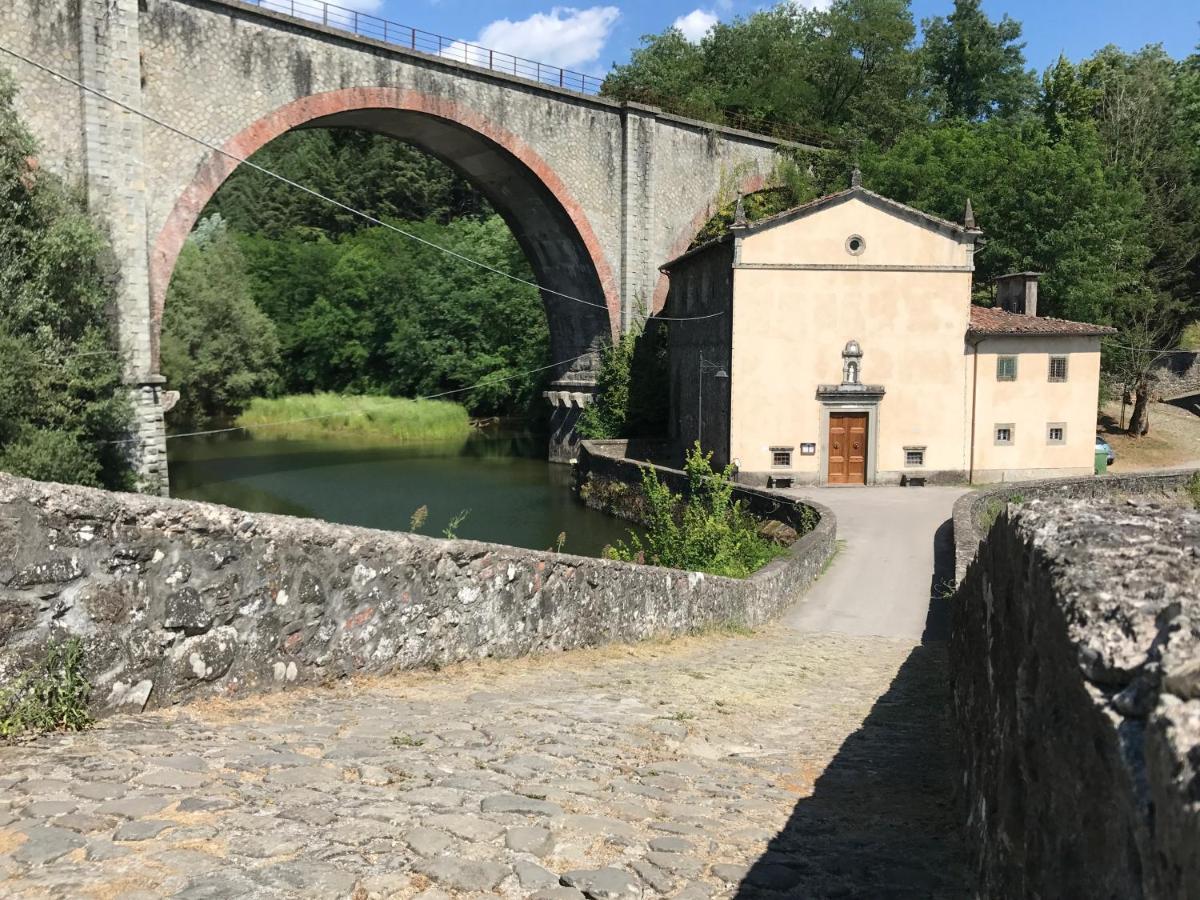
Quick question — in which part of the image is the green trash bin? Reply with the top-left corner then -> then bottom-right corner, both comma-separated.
1095,449 -> 1108,475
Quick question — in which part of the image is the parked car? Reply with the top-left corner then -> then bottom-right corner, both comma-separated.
1095,435 -> 1116,466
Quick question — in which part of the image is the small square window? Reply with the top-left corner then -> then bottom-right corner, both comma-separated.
904,447 -> 925,467
1047,423 -> 1066,445
1049,356 -> 1068,382
996,356 -> 1018,381
771,447 -> 792,468
995,424 -> 1014,446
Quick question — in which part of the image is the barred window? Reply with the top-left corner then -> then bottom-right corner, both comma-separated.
1049,356 -> 1068,382
995,425 -> 1014,445
1047,424 -> 1066,444
771,447 -> 793,468
904,447 -> 925,467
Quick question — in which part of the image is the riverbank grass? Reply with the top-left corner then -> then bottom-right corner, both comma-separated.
235,393 -> 471,443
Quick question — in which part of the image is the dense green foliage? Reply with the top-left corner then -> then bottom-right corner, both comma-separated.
161,215 -> 282,426
605,444 -> 785,578
0,639 -> 92,740
167,129 -> 549,422
919,0 -> 1037,120
603,0 -> 923,144
235,393 -> 470,443
576,321 -> 669,439
210,130 -> 488,236
861,121 -> 1148,323
239,214 -> 548,412
609,3 -> 1200,374
0,70 -> 131,488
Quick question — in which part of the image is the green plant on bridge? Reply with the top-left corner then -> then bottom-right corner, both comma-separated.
604,443 -> 785,578
980,492 -> 1026,532
0,638 -> 93,741
1185,473 -> 1200,510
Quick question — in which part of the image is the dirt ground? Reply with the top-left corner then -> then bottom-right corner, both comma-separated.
1099,398 -> 1200,471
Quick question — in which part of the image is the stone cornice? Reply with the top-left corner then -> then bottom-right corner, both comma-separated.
735,263 -> 974,273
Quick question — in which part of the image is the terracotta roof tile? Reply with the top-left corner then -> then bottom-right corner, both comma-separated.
968,305 -> 1116,338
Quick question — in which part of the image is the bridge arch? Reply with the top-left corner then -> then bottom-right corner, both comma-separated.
149,86 -> 621,384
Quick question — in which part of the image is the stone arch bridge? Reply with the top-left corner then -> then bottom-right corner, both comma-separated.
0,0 -> 799,491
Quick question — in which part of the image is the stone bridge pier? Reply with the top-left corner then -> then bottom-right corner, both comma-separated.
0,0 -> 797,489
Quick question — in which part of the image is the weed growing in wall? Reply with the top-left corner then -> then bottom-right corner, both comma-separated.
980,493 -> 1026,532
0,639 -> 92,741
1185,473 -> 1200,510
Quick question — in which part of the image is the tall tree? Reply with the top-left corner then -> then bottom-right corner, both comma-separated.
160,215 -> 282,426
603,0 -> 921,145
1075,45 -> 1200,325
0,68 -> 131,488
920,0 -> 1037,120
862,118 -> 1150,324
210,129 -> 490,238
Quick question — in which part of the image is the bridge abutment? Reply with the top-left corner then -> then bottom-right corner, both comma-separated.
79,0 -> 167,493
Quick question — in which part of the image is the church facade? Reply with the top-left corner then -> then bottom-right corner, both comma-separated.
659,178 -> 1114,486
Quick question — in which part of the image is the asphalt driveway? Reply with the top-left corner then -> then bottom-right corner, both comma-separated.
781,485 -> 968,640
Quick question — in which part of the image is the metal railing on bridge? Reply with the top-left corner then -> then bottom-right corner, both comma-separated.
239,0 -> 828,147
242,0 -> 605,94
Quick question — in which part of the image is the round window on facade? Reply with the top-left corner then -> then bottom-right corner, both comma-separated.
846,234 -> 866,256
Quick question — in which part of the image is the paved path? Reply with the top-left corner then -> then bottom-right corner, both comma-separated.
781,486 -> 966,640
0,492 -> 970,899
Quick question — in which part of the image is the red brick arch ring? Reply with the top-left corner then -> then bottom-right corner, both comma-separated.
148,87 -> 622,371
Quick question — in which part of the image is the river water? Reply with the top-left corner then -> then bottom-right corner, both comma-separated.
168,431 -> 634,558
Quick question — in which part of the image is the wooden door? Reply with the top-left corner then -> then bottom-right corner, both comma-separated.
828,412 -> 868,484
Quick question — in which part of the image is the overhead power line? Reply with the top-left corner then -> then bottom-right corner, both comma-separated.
0,42 -> 722,324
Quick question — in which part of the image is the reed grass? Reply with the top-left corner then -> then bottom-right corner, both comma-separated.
235,393 -> 471,443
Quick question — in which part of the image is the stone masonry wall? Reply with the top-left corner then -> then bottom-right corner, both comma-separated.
952,468 -> 1199,582
951,497 -> 1200,898
0,473 -> 834,717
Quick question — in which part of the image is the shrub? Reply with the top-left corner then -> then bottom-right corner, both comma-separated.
605,442 -> 785,578
0,639 -> 92,740
0,68 -> 131,489
576,318 -> 668,440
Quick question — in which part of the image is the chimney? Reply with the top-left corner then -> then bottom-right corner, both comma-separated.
994,272 -> 1040,317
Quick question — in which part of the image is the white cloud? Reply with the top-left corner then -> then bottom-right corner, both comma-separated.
672,9 -> 719,42
335,0 -> 384,11
475,6 -> 620,70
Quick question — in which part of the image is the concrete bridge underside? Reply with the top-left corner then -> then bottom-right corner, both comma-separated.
0,0 -> 797,491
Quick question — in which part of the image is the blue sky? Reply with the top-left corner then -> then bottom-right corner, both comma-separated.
333,0 -> 1198,77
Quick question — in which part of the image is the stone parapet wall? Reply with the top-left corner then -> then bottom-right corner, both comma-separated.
0,473 -> 834,716
952,468 -> 1198,582
951,497 -> 1200,898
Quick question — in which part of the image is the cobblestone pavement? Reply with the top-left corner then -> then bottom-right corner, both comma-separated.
0,622 -> 967,899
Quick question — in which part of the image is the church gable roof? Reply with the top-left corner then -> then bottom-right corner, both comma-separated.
740,185 -> 977,240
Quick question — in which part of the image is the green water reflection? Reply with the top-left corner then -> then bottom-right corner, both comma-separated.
168,431 -> 634,557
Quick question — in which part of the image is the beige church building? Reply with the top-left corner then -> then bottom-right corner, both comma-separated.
659,175 -> 1115,486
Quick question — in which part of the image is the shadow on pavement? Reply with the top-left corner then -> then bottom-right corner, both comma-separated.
733,517 -> 970,898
